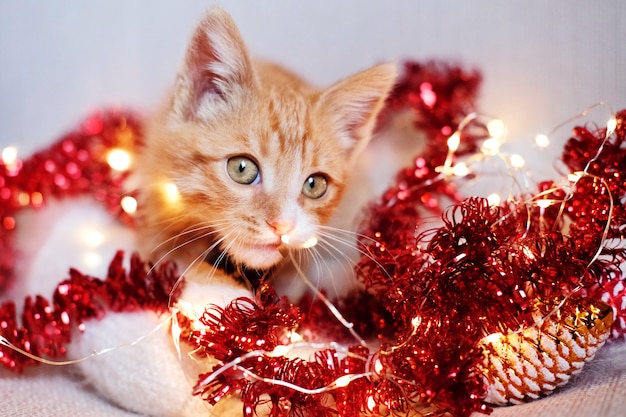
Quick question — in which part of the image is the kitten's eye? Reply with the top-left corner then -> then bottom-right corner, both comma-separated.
227,156 -> 260,185
302,174 -> 328,199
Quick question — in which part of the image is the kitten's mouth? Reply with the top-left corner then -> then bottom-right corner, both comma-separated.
253,242 -> 282,252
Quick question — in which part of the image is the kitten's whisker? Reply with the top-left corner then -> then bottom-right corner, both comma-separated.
307,246 -> 328,282
148,223 -> 232,276
197,228 -> 242,286
172,233 -> 232,300
312,237 -> 362,296
317,225 -> 385,245
316,231 -> 393,281
317,226 -> 401,278
152,220 -> 232,254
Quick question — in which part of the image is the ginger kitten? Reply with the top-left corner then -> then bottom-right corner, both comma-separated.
134,8 -> 397,287
69,8 -> 396,417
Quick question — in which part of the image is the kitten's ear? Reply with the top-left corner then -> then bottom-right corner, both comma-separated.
172,8 -> 255,121
318,62 -> 397,159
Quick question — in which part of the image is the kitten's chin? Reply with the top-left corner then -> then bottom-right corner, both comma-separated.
229,242 -> 285,270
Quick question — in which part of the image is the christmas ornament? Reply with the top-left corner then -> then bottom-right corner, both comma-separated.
480,296 -> 614,405
0,61 -> 624,417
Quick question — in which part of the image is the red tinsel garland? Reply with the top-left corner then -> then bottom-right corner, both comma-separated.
0,61 -> 624,417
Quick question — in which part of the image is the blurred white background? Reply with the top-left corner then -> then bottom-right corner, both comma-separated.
1,0 -> 625,174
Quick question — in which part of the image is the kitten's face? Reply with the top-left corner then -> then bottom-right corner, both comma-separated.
139,9 -> 396,271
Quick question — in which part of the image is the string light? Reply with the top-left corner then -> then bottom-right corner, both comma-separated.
80,228 -> 105,248
568,172 -> 584,183
120,196 -> 138,214
374,358 -> 384,374
481,137 -> 501,155
447,132 -> 461,152
606,116 -> 617,136
367,395 -> 377,412
534,134 -> 550,148
486,119 -> 506,139
1,146 -> 18,166
535,199 -> 553,209
106,148 -> 132,171
509,154 -> 525,169
160,182 -> 181,204
452,162 -> 470,177
487,193 -> 501,206
82,252 -> 103,269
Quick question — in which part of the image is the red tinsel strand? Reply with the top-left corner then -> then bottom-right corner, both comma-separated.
378,60 -> 482,153
0,110 -> 142,292
562,110 -> 626,337
190,282 -> 302,405
191,282 -> 300,361
359,62 -> 485,299
0,251 -> 179,372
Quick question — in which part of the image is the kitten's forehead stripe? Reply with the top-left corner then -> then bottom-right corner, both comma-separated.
264,90 -> 312,160
191,151 -> 220,166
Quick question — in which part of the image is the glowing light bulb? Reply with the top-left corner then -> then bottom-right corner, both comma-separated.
120,196 -> 138,214
487,193 -> 501,207
271,344 -> 291,357
107,148 -> 132,171
452,162 -> 470,177
606,116 -> 617,136
367,396 -> 377,412
334,375 -> 353,388
374,358 -> 384,374
536,199 -> 553,208
568,171 -> 584,183
447,132 -> 461,152
509,154 -> 525,169
1,146 -> 18,165
289,332 -> 303,343
481,137 -> 501,155
18,192 -> 30,206
31,192 -> 43,207
83,252 -> 103,269
534,134 -> 550,148
161,182 -> 181,204
81,228 -> 105,248
487,119 -> 506,139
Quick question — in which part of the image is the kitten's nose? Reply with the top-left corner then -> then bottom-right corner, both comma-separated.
267,219 -> 295,237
